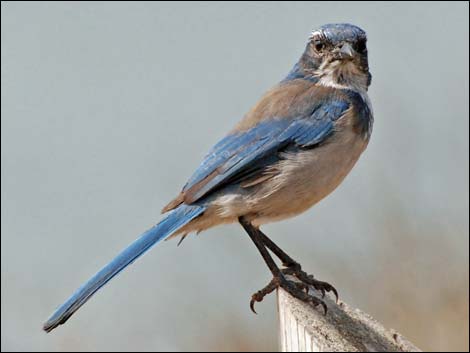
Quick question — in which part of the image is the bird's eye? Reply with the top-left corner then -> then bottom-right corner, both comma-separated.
355,40 -> 367,53
313,40 -> 325,52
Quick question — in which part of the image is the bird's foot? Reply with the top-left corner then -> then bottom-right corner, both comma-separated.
250,273 -> 329,314
281,266 -> 338,302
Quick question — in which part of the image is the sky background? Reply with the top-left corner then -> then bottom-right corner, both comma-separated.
1,2 -> 469,351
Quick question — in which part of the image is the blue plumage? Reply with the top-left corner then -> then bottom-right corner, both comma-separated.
43,204 -> 205,332
44,23 -> 373,333
283,62 -> 319,83
317,23 -> 366,44
343,89 -> 373,136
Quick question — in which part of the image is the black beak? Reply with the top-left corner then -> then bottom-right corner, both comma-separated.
333,43 -> 355,60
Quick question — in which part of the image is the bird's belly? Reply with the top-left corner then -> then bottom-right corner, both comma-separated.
249,130 -> 369,226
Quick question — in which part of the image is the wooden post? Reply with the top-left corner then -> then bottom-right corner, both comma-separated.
278,287 -> 421,352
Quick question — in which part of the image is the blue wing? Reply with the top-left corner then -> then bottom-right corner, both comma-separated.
181,99 -> 350,204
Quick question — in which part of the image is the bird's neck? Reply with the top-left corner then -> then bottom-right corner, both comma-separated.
283,62 -> 319,83
284,54 -> 371,93
315,61 -> 370,93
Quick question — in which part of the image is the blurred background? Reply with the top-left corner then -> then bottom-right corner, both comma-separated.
1,2 -> 468,351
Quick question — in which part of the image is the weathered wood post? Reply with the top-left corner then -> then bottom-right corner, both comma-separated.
278,287 -> 421,352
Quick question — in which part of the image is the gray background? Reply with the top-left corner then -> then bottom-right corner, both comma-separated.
1,2 -> 468,351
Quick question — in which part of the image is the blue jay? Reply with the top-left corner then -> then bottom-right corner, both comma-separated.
44,23 -> 373,332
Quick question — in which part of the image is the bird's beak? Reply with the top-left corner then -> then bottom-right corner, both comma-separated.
334,43 -> 355,60
340,43 -> 354,58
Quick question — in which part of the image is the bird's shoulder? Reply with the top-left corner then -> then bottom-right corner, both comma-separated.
337,88 -> 374,137
232,79 -> 366,132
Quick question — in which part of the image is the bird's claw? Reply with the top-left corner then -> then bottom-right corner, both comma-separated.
249,279 -> 278,314
281,267 -> 338,303
250,298 -> 257,314
249,272 -> 334,315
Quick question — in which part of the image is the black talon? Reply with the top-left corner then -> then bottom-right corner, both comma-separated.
250,299 -> 257,314
248,278 -> 277,314
239,216 -> 338,317
281,267 -> 338,302
330,286 -> 339,303
320,300 -> 328,315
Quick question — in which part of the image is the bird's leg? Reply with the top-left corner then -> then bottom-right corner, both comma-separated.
256,228 -> 338,301
255,229 -> 301,270
239,217 -> 328,314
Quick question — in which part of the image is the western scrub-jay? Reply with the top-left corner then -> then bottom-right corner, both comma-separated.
44,23 -> 373,332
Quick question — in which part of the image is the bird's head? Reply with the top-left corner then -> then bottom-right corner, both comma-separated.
296,23 -> 371,90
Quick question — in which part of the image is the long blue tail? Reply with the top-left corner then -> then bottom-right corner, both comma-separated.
43,204 -> 205,332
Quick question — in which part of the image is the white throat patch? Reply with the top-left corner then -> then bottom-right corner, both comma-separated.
315,60 -> 368,92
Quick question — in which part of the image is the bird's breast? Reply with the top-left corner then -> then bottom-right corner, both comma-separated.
249,110 -> 370,226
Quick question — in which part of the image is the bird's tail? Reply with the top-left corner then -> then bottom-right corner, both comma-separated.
43,204 -> 205,332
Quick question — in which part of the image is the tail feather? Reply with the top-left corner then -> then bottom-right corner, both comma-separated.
43,204 -> 205,332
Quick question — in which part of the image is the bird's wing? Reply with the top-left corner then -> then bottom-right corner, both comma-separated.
168,98 -> 351,207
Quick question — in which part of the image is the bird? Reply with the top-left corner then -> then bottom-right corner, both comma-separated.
43,23 -> 373,332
